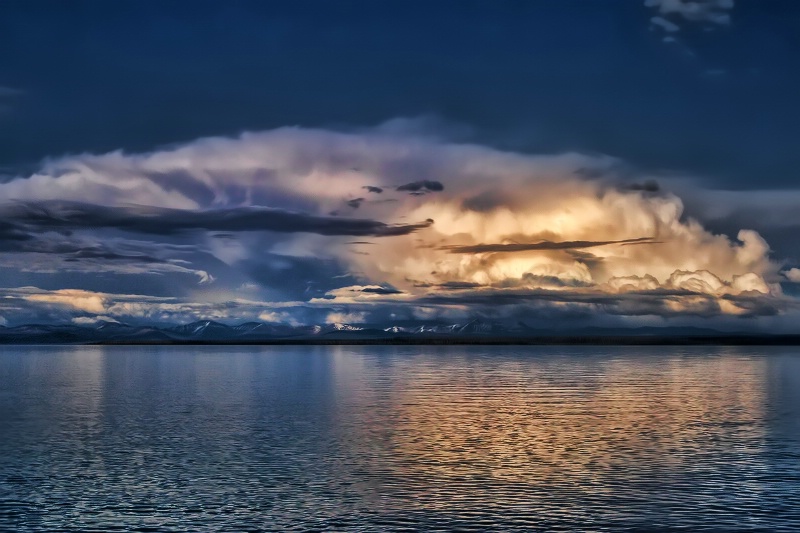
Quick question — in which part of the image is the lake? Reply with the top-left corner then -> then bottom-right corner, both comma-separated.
1,345 -> 799,531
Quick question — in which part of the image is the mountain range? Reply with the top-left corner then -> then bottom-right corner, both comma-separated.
1,319 -> 798,345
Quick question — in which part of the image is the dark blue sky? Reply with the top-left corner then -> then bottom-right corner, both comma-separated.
2,0 -> 799,188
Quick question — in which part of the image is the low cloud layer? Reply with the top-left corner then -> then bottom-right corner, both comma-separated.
0,119 -> 793,329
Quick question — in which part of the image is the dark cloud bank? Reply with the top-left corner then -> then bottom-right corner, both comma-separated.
1,201 -> 434,238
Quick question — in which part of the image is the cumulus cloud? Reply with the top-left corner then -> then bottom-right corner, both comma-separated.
312,270 -> 784,319
784,268 -> 800,283
0,120 -> 790,326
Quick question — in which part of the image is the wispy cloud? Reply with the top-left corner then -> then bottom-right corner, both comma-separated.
645,0 -> 734,28
645,0 -> 735,59
2,201 -> 434,237
0,86 -> 23,116
441,237 -> 656,254
0,86 -> 23,97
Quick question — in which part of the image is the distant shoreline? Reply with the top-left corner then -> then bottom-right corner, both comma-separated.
4,321 -> 800,346
80,335 -> 800,346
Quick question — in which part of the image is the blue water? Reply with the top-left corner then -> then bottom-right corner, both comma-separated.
1,345 -> 799,532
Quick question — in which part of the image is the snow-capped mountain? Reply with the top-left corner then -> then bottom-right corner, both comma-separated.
0,320 -> 781,344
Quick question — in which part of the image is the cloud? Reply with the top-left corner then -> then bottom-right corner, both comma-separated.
625,180 -> 660,193
325,311 -> 367,324
0,86 -> 23,97
0,86 -> 23,116
651,16 -> 681,32
680,188 -> 800,230
2,287 -> 313,326
0,220 -> 33,244
460,190 -> 512,213
2,201 -> 434,237
0,231 -> 214,282
396,180 -> 444,193
424,286 -> 783,319
645,0 -> 734,27
784,269 -> 800,283
346,197 -> 365,209
257,310 -> 300,326
313,266 -> 785,320
359,286 -> 403,295
645,0 -> 734,56
362,186 -> 383,194
0,119 -> 790,326
441,237 -> 655,254
435,281 -> 484,290
26,288 -> 113,314
314,285 -> 413,304
72,315 -> 119,326
369,274 -> 776,324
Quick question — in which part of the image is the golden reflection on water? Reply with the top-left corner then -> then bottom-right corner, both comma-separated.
332,347 -> 767,487
2,345 -> 798,530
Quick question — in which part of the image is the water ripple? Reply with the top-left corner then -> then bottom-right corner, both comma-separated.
1,345 -> 799,531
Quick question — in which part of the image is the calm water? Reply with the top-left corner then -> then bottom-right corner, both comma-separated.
1,346 -> 800,532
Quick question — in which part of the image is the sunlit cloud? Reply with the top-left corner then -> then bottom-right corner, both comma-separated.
325,311 -> 368,325
0,120 -> 792,327
784,269 -> 800,283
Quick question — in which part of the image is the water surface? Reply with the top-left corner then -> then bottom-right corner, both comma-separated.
1,345 -> 799,531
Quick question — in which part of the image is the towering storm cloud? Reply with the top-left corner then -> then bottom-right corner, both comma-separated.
0,120 -> 795,329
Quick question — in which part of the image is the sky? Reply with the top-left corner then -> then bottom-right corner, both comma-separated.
1,0 -> 799,330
